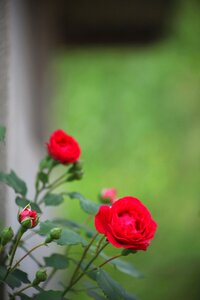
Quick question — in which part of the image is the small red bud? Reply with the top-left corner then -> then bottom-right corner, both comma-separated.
100,188 -> 117,204
18,205 -> 39,229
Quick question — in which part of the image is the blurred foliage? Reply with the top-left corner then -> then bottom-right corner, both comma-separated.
50,1 -> 200,299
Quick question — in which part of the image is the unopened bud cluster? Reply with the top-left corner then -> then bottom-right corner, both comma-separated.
67,161 -> 84,181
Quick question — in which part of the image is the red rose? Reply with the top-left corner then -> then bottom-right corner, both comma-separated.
18,206 -> 39,229
95,196 -> 157,251
47,129 -> 81,164
100,188 -> 117,204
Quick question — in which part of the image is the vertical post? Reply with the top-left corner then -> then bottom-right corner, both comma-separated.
0,0 -> 8,225
0,1 -> 9,299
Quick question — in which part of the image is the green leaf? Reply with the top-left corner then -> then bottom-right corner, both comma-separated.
15,197 -> 42,213
52,218 -> 95,237
99,253 -> 142,279
96,269 -> 137,300
57,228 -> 87,246
44,253 -> 69,269
85,281 -> 107,299
44,193 -> 64,206
37,221 -> 56,236
38,172 -> 49,184
110,259 -> 142,278
67,192 -> 100,214
12,268 -> 30,284
87,289 -> 107,300
33,290 -> 64,300
20,294 -> 32,300
0,267 -> 30,289
0,170 -> 27,196
0,126 -> 6,141
0,266 -> 21,289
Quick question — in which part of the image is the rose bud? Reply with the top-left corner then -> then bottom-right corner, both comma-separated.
0,227 -> 14,246
100,188 -> 117,204
47,129 -> 81,165
18,205 -> 39,229
95,196 -> 157,251
45,227 -> 62,243
32,269 -> 47,286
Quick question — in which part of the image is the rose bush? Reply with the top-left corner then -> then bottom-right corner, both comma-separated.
47,129 -> 81,164
0,126 -> 157,299
95,196 -> 157,250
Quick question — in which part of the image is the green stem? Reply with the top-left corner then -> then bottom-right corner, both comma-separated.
45,172 -> 68,191
42,268 -> 57,289
62,240 -> 108,296
33,190 -> 40,203
95,235 -> 106,254
63,232 -> 99,295
12,283 -> 33,297
38,179 -> 67,205
9,229 -> 25,267
95,254 -> 122,269
34,163 -> 55,203
20,244 -> 43,267
10,242 -> 46,273
3,227 -> 25,282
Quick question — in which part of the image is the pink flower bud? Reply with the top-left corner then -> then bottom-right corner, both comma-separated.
100,188 -> 117,204
18,205 -> 39,229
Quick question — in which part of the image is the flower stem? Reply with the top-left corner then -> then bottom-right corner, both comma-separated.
12,283 -> 33,297
20,244 -> 43,267
62,232 -> 99,296
9,229 -> 25,267
3,227 -> 25,282
42,268 -> 57,289
62,240 -> 108,296
45,172 -> 68,191
38,174 -> 68,205
10,242 -> 46,273
96,254 -> 122,269
95,235 -> 106,254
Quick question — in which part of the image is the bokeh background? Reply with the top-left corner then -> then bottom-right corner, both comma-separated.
46,1 -> 200,299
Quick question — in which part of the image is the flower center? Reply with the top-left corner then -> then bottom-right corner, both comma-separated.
118,211 -> 140,232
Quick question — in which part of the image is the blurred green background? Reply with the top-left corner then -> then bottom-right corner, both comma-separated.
50,1 -> 200,300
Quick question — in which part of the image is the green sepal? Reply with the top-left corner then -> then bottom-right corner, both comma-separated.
121,248 -> 137,256
32,269 -> 47,286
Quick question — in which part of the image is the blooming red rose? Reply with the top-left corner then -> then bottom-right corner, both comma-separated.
100,188 -> 117,204
47,129 -> 81,164
95,196 -> 157,251
18,205 -> 39,229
